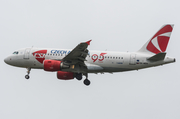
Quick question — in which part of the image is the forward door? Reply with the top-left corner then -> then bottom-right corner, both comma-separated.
24,48 -> 31,59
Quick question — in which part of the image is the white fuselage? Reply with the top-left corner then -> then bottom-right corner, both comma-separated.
4,47 -> 175,73
4,24 -> 175,86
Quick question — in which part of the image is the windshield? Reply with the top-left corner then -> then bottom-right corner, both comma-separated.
13,51 -> 19,54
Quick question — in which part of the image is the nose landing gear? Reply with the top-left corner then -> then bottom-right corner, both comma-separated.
25,68 -> 31,79
25,75 -> 29,79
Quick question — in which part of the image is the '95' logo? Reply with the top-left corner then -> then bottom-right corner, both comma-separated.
92,53 -> 107,62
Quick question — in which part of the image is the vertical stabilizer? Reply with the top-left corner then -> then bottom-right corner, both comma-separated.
138,24 -> 174,54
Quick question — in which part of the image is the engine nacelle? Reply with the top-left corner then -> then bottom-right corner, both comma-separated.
43,60 -> 62,71
44,60 -> 70,71
57,71 -> 74,80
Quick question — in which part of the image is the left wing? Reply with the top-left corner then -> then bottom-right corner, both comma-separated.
61,40 -> 92,73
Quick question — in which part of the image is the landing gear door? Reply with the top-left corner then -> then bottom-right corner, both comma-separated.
24,48 -> 31,59
129,54 -> 136,65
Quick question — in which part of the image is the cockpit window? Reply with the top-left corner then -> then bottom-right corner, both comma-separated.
13,51 -> 19,54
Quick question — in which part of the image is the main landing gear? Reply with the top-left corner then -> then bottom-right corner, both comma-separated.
25,68 -> 31,79
75,73 -> 83,80
75,73 -> 90,86
84,79 -> 90,86
83,73 -> 90,86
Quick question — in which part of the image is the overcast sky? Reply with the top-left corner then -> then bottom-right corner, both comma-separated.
0,0 -> 180,119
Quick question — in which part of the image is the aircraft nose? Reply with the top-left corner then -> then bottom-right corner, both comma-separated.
4,57 -> 11,65
4,58 -> 8,64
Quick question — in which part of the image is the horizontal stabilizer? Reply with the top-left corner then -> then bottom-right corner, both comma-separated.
147,52 -> 166,61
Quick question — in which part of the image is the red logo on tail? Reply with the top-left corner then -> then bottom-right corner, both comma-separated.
146,25 -> 173,54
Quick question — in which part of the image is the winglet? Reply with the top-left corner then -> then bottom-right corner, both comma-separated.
86,40 -> 92,45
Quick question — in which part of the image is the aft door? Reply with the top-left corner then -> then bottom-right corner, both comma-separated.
129,54 -> 136,65
24,48 -> 31,59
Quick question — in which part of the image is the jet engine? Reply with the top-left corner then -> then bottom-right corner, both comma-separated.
57,71 -> 74,80
43,60 -> 69,71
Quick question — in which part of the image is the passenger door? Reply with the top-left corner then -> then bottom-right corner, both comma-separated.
129,54 -> 136,65
24,48 -> 31,59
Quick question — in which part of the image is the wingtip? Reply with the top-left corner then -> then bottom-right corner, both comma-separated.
86,40 -> 92,45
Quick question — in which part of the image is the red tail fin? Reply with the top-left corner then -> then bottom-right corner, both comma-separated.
138,24 -> 174,54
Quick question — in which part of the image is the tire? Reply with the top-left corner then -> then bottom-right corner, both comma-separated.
83,79 -> 90,86
76,73 -> 82,80
25,75 -> 30,79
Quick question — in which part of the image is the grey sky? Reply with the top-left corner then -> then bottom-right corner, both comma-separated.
0,0 -> 180,119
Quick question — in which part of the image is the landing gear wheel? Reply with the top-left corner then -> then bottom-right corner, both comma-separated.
84,79 -> 90,86
25,68 -> 31,79
76,73 -> 82,80
25,75 -> 30,79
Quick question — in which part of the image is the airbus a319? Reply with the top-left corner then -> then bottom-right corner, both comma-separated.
4,24 -> 175,86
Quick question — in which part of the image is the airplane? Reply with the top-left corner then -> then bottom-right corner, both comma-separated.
4,24 -> 175,86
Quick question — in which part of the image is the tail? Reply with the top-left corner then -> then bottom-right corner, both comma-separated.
138,24 -> 174,54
